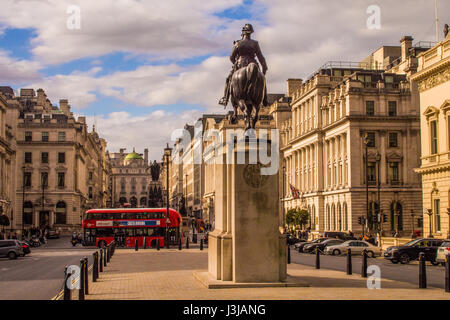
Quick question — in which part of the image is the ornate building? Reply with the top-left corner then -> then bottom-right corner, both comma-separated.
0,87 -> 109,234
412,33 -> 450,239
109,148 -> 161,208
275,36 -> 428,237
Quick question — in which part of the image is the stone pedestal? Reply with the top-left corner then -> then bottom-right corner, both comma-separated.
205,136 -> 287,285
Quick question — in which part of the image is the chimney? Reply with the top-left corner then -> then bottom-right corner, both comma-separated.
286,79 -> 303,97
144,148 -> 149,165
60,99 -> 71,115
400,36 -> 413,62
78,116 -> 86,123
36,88 -> 47,106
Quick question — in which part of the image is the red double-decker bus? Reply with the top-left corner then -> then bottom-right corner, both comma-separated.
82,208 -> 182,248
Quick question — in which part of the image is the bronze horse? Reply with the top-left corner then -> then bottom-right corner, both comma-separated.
229,62 -> 266,130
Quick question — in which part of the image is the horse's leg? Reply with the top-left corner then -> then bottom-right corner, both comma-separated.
238,100 -> 251,130
230,103 -> 238,124
252,105 -> 259,129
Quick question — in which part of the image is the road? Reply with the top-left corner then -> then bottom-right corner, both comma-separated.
0,236 -> 97,300
291,247 -> 447,289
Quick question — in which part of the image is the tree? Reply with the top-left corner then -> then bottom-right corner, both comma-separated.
0,214 -> 10,232
285,208 -> 297,232
297,209 -> 310,229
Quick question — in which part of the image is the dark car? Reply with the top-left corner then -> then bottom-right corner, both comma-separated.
384,238 -> 445,264
46,228 -> 60,239
297,237 -> 331,253
323,231 -> 356,241
286,234 -> 303,246
19,241 -> 31,256
304,238 -> 344,254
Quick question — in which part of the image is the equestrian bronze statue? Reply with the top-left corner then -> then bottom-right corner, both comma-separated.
219,24 -> 268,130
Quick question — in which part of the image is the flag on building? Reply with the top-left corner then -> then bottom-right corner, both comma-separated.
290,184 -> 300,199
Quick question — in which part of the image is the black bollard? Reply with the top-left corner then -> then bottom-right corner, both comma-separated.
178,237 -> 182,250
84,257 -> 89,295
99,249 -> 103,272
193,233 -> 197,244
107,246 -> 111,262
200,238 -> 204,251
156,238 -> 160,251
419,252 -> 427,289
79,259 -> 85,300
144,237 -> 147,249
63,266 -> 71,300
103,246 -> 107,267
445,253 -> 450,293
315,247 -> 320,269
186,237 -> 189,249
166,236 -> 170,249
93,252 -> 98,282
346,248 -> 352,275
361,249 -> 368,278
287,243 -> 291,264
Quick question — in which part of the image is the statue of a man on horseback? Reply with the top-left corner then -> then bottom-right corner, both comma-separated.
219,24 -> 269,130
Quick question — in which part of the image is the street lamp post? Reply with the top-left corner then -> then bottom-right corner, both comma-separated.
164,143 -> 172,249
410,210 -> 416,238
363,133 -> 370,236
426,209 -> 433,238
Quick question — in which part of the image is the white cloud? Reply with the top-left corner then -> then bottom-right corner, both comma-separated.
0,50 -> 41,85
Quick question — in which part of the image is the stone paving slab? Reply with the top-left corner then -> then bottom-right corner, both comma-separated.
84,249 -> 450,300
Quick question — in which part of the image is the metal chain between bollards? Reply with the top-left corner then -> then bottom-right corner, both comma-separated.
419,252 -> 427,289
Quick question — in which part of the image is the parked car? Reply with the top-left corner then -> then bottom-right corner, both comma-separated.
297,237 -> 331,253
0,240 -> 24,259
304,238 -> 344,254
19,241 -> 31,256
46,228 -> 60,239
435,240 -> 450,265
325,240 -> 382,257
383,238 -> 445,264
323,231 -> 356,241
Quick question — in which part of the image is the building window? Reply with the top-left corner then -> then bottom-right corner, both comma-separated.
42,132 -> 49,142
389,162 -> 399,182
367,162 -> 376,182
389,132 -> 398,147
430,120 -> 438,154
24,172 -> 32,187
25,131 -> 32,142
58,132 -> 66,142
58,172 -> 65,188
366,101 -> 375,116
89,172 -> 93,181
23,201 -> 33,225
41,152 -> 49,163
388,101 -> 397,116
41,172 -> 48,188
58,152 -> 65,163
366,132 -> 376,147
25,152 -> 32,163
434,199 -> 441,232
55,201 -> 67,225
89,187 -> 93,199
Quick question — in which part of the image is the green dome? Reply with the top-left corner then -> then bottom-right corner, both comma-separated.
125,150 -> 143,160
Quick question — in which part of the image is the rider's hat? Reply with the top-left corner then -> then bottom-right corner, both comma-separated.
242,24 -> 254,34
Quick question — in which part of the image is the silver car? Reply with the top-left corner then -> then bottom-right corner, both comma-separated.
0,240 -> 24,259
324,240 -> 382,258
436,241 -> 450,265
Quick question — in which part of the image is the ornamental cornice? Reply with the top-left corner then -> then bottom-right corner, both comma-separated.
414,58 -> 450,92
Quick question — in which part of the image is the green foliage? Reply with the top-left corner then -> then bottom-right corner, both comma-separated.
0,215 -> 10,227
285,207 -> 310,230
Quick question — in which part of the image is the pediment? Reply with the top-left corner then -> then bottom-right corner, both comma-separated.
386,151 -> 402,161
440,99 -> 450,113
423,106 -> 439,118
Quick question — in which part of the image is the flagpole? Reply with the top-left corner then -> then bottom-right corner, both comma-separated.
435,0 -> 439,42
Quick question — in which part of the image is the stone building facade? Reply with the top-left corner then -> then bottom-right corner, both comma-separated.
412,34 -> 450,239
275,36 -> 427,237
109,148 -> 161,208
0,87 -> 110,234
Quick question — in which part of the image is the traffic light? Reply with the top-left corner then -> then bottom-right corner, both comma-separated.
383,214 -> 387,223
358,216 -> 362,225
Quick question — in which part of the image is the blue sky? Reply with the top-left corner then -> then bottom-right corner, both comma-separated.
0,0 -> 448,160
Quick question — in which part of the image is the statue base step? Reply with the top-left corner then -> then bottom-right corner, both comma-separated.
193,271 -> 309,289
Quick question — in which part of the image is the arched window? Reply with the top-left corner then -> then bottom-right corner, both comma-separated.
119,197 -> 127,205
55,201 -> 67,225
23,201 -> 33,225
331,204 -> 336,231
337,203 -> 342,231
343,203 -> 348,231
140,197 -> 147,207
130,196 -> 137,208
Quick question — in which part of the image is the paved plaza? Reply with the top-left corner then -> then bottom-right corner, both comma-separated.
83,248 -> 450,300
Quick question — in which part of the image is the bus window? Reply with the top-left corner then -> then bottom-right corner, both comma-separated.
96,228 -> 114,236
